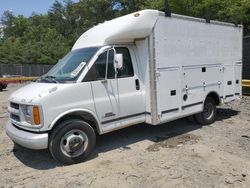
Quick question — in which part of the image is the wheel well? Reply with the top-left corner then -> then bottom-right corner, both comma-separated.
206,92 -> 220,105
51,111 -> 100,134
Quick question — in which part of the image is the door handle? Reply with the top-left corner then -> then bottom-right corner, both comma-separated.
135,79 -> 140,90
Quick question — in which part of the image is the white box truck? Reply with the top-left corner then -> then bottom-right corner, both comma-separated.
5,9 -> 242,165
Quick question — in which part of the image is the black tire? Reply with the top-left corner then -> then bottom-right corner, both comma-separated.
49,119 -> 96,165
195,97 -> 217,125
0,84 -> 3,91
2,84 -> 7,89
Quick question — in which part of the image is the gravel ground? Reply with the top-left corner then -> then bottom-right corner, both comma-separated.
0,84 -> 250,188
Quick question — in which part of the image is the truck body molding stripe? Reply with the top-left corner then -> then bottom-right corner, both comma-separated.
182,101 -> 203,110
102,101 -> 205,124
101,112 -> 146,124
225,94 -> 234,98
162,108 -> 179,114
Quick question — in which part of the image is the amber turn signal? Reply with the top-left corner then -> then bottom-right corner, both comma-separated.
33,106 -> 40,125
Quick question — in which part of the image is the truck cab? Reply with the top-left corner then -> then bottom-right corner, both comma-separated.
6,44 -> 146,164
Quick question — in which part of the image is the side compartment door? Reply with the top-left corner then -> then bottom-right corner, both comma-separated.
234,62 -> 242,97
182,66 -> 205,114
223,65 -> 235,101
84,49 -> 120,128
157,67 -> 181,121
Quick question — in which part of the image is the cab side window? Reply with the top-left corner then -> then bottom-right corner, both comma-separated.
115,47 -> 134,78
84,50 -> 115,81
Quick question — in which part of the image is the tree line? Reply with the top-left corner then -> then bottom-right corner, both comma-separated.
0,0 -> 249,65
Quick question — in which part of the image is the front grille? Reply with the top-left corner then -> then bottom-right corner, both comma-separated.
10,114 -> 20,122
10,102 -> 19,110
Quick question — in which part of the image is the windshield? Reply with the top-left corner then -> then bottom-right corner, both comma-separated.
37,47 -> 99,83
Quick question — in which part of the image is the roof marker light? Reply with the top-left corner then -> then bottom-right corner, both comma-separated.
134,13 -> 140,17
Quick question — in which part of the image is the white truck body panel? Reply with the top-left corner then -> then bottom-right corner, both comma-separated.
73,10 -> 159,49
148,12 -> 242,124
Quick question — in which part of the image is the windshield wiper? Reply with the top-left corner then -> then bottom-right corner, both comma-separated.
40,75 -> 59,83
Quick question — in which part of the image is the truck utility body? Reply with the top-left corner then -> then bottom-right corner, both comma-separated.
6,10 -> 242,165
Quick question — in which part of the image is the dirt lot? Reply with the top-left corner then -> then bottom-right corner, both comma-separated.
0,84 -> 250,188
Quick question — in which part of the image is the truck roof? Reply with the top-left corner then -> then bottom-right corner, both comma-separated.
72,9 -> 240,50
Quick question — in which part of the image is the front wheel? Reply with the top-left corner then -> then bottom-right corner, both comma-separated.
195,97 -> 217,125
49,119 -> 96,165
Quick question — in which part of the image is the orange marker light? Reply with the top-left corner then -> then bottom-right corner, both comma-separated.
33,106 -> 40,125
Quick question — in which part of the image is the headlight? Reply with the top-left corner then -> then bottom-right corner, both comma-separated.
20,105 -> 41,126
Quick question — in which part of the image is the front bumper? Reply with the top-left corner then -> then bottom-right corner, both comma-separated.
5,121 -> 48,150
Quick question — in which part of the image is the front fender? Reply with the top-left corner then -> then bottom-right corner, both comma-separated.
48,108 -> 102,133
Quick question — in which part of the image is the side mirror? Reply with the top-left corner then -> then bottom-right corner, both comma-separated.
114,54 -> 123,69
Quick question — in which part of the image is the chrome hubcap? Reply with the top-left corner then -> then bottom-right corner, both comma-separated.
60,130 -> 88,158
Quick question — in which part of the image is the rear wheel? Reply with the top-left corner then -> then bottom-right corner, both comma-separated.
49,119 -> 96,165
0,84 -> 3,91
195,97 -> 217,125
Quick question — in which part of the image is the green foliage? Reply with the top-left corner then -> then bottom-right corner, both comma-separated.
0,0 -> 250,65
144,0 -> 250,34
